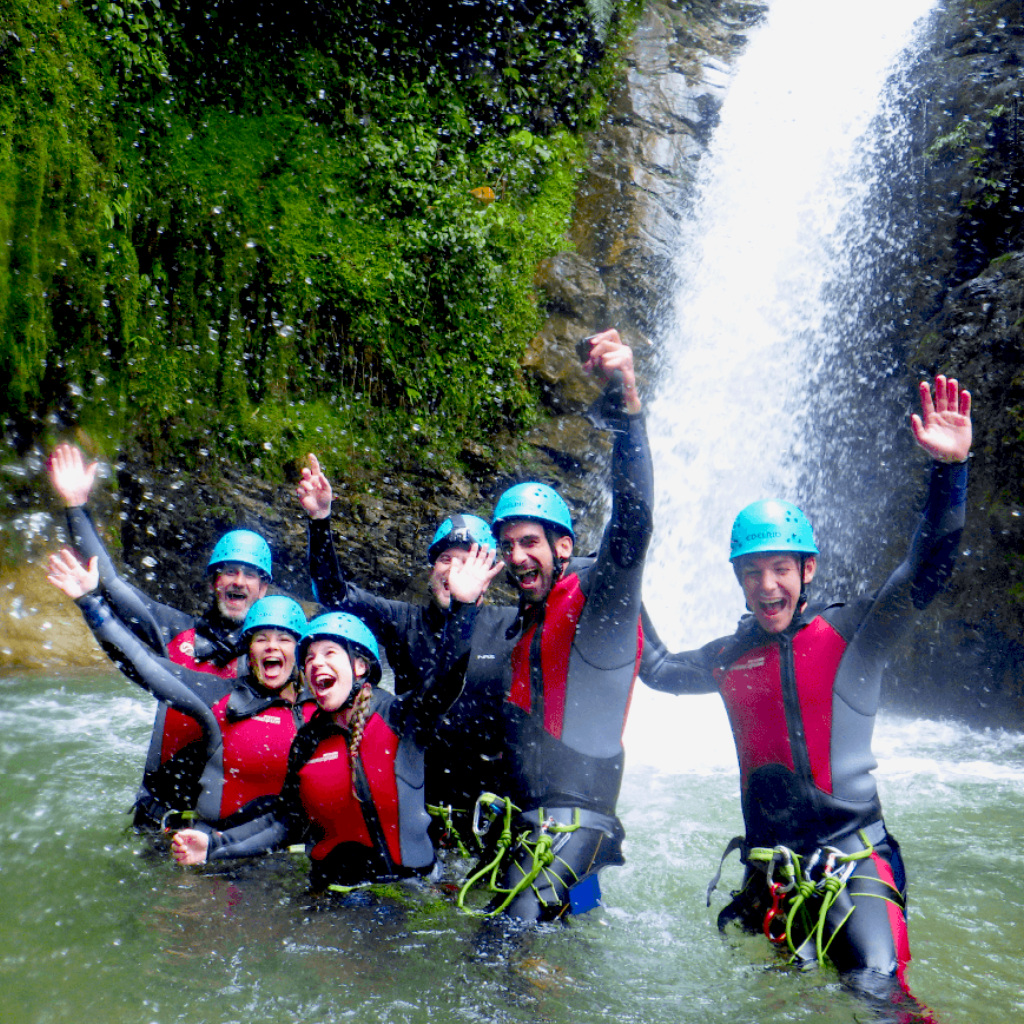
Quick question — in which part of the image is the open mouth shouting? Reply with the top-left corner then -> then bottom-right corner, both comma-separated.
303,641 -> 356,714
249,630 -> 297,692
738,552 -> 815,635
213,563 -> 267,623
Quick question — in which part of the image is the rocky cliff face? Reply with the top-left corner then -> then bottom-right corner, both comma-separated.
8,0 -> 1024,730
864,0 -> 1024,722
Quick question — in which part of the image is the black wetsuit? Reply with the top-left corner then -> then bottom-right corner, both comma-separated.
76,592 -> 314,830
307,518 -> 518,821
202,602 -> 477,888
65,505 -> 246,826
492,401 -> 653,921
641,459 -> 968,993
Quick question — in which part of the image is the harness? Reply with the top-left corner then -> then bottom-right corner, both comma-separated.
455,794 -> 589,917
425,802 -> 482,857
708,822 -> 902,967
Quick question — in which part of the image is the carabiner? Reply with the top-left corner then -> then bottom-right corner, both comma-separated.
472,793 -> 505,837
763,881 -> 788,944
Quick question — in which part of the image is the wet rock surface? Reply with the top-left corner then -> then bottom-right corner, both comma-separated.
2,0 -> 765,670
866,0 -> 1024,723
6,0 -> 1024,729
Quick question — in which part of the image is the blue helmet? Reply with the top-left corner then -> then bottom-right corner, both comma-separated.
491,482 -> 574,541
427,513 -> 494,564
207,529 -> 273,580
729,499 -> 819,562
241,596 -> 307,642
299,611 -> 381,686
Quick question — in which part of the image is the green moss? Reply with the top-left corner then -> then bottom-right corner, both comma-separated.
1,0 -> 632,476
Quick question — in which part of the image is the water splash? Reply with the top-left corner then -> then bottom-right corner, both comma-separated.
642,0 -> 938,645
628,0 -> 939,764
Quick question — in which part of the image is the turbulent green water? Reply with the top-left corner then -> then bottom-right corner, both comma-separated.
2,673 -> 1021,1024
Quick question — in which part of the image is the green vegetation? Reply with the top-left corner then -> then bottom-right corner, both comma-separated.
927,105 -> 1012,211
0,0 -> 636,478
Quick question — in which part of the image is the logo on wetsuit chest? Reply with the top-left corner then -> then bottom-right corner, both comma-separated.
179,642 -> 196,657
257,714 -> 282,724
734,655 -> 767,671
308,751 -> 340,765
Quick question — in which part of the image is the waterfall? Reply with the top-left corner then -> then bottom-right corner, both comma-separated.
627,0 -> 940,770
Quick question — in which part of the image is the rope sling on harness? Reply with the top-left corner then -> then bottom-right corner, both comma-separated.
426,803 -> 475,857
456,794 -> 583,917
709,829 -> 881,967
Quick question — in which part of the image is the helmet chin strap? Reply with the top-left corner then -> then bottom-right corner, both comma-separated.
798,553 -> 811,608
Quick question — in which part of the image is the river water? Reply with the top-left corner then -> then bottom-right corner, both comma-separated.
4,1 -> 1023,1022
1,672 -> 1022,1023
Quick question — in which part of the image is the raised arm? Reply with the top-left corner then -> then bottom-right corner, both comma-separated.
50,445 -> 123,586
445,543 -> 505,606
48,549 -> 225,739
49,443 -> 99,509
910,374 -> 972,464
577,332 -> 654,659
582,328 -> 642,415
299,452 -> 354,609
47,547 -> 99,599
296,453 -> 333,520
397,553 -> 498,736
904,376 -> 972,607
50,445 -> 188,654
831,376 -> 973,709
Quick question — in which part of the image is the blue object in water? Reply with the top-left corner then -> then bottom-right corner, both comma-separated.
569,873 -> 602,915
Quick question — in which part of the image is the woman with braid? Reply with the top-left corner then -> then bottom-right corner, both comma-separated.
171,545 -> 501,889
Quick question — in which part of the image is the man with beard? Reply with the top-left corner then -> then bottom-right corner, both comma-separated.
48,443 -> 274,827
479,328 -> 653,921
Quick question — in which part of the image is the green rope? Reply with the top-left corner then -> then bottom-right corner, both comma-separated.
745,832 -> 879,966
456,801 -> 582,917
160,808 -> 197,832
426,803 -> 472,857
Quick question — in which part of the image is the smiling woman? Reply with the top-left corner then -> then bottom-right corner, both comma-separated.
172,551 -> 497,889
45,553 -> 315,832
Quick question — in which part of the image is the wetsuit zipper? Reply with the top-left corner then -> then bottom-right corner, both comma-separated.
777,631 -> 824,819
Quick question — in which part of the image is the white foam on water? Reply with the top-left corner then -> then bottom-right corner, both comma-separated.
630,0 -> 941,771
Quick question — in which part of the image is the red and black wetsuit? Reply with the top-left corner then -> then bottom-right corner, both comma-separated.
75,592 -> 313,830
65,505 -> 246,826
307,517 -> 518,820
641,459 -> 968,991
492,401 -> 653,920
201,602 -> 477,887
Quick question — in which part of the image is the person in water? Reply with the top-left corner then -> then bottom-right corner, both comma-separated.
640,375 -> 971,1007
171,545 -> 500,889
48,548 -> 314,831
473,327 -> 652,921
297,458 -> 518,841
48,443 -> 275,827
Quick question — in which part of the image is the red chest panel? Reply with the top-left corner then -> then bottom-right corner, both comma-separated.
508,575 -> 586,740
717,618 -> 847,791
298,715 -> 402,863
214,699 -> 315,818
159,629 -> 239,764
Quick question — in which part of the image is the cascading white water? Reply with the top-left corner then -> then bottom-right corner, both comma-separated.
626,0 -> 940,770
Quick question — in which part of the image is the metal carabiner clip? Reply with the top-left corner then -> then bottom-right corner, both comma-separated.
472,794 -> 505,837
763,881 -> 788,944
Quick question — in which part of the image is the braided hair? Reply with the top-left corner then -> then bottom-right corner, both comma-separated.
346,681 -> 374,797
